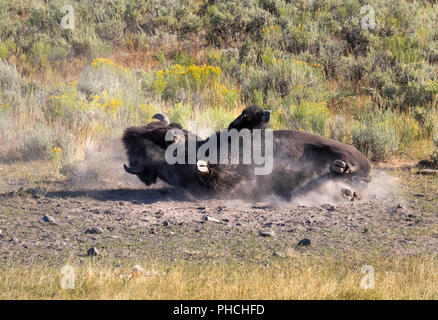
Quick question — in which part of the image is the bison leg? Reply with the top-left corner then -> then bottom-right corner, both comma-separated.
341,187 -> 361,201
289,172 -> 338,199
289,172 -> 363,202
331,160 -> 354,174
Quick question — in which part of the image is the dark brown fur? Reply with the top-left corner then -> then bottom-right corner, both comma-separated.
122,106 -> 372,199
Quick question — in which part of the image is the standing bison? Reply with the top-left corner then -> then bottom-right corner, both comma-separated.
122,105 -> 371,200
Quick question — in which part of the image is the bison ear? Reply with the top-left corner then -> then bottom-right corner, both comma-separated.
263,110 -> 271,123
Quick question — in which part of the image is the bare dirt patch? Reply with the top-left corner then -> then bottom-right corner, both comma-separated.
1,162 -> 437,266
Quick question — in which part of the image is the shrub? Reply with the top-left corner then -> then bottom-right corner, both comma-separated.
241,57 -> 325,106
352,108 -> 399,162
393,113 -> 420,151
152,64 -> 222,99
369,60 -> 435,111
287,101 -> 329,136
412,106 -> 438,139
328,114 -> 353,143
0,59 -> 23,107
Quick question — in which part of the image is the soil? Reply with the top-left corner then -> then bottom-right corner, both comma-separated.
0,164 -> 437,265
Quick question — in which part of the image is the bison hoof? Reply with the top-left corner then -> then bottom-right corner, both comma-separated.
331,160 -> 351,174
197,160 -> 209,173
341,188 -> 361,201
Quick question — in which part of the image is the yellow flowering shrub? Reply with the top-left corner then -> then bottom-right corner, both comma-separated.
292,59 -> 324,73
426,80 -> 438,95
212,83 -> 240,109
261,25 -> 282,44
98,90 -> 121,114
91,57 -> 128,73
0,102 -> 10,114
50,147 -> 63,164
152,64 -> 222,98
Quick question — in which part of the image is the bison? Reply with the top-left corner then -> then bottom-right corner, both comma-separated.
197,105 -> 371,199
122,106 -> 371,200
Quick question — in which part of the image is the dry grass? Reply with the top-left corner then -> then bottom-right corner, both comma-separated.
1,254 -> 436,300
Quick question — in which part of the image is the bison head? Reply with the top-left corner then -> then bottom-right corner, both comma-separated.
122,119 -> 183,186
228,105 -> 271,131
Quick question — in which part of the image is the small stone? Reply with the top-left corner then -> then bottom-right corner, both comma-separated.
273,251 -> 286,258
321,204 -> 335,211
222,218 -> 230,223
252,203 -> 272,209
259,229 -> 275,237
363,227 -> 370,233
162,221 -> 169,227
0,229 -> 2,237
297,238 -> 311,246
42,215 -> 55,223
87,247 -> 99,256
396,203 -> 403,209
85,227 -> 104,234
204,216 -> 220,223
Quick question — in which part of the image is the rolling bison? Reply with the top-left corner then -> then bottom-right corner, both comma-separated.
122,106 -> 371,200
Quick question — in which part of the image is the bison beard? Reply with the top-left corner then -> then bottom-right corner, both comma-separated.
122,107 -> 372,200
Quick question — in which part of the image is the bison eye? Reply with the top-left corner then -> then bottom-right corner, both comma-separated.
242,111 -> 248,117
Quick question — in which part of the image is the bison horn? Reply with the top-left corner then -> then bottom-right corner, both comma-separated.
197,160 -> 209,173
152,113 -> 170,125
123,161 -> 146,174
